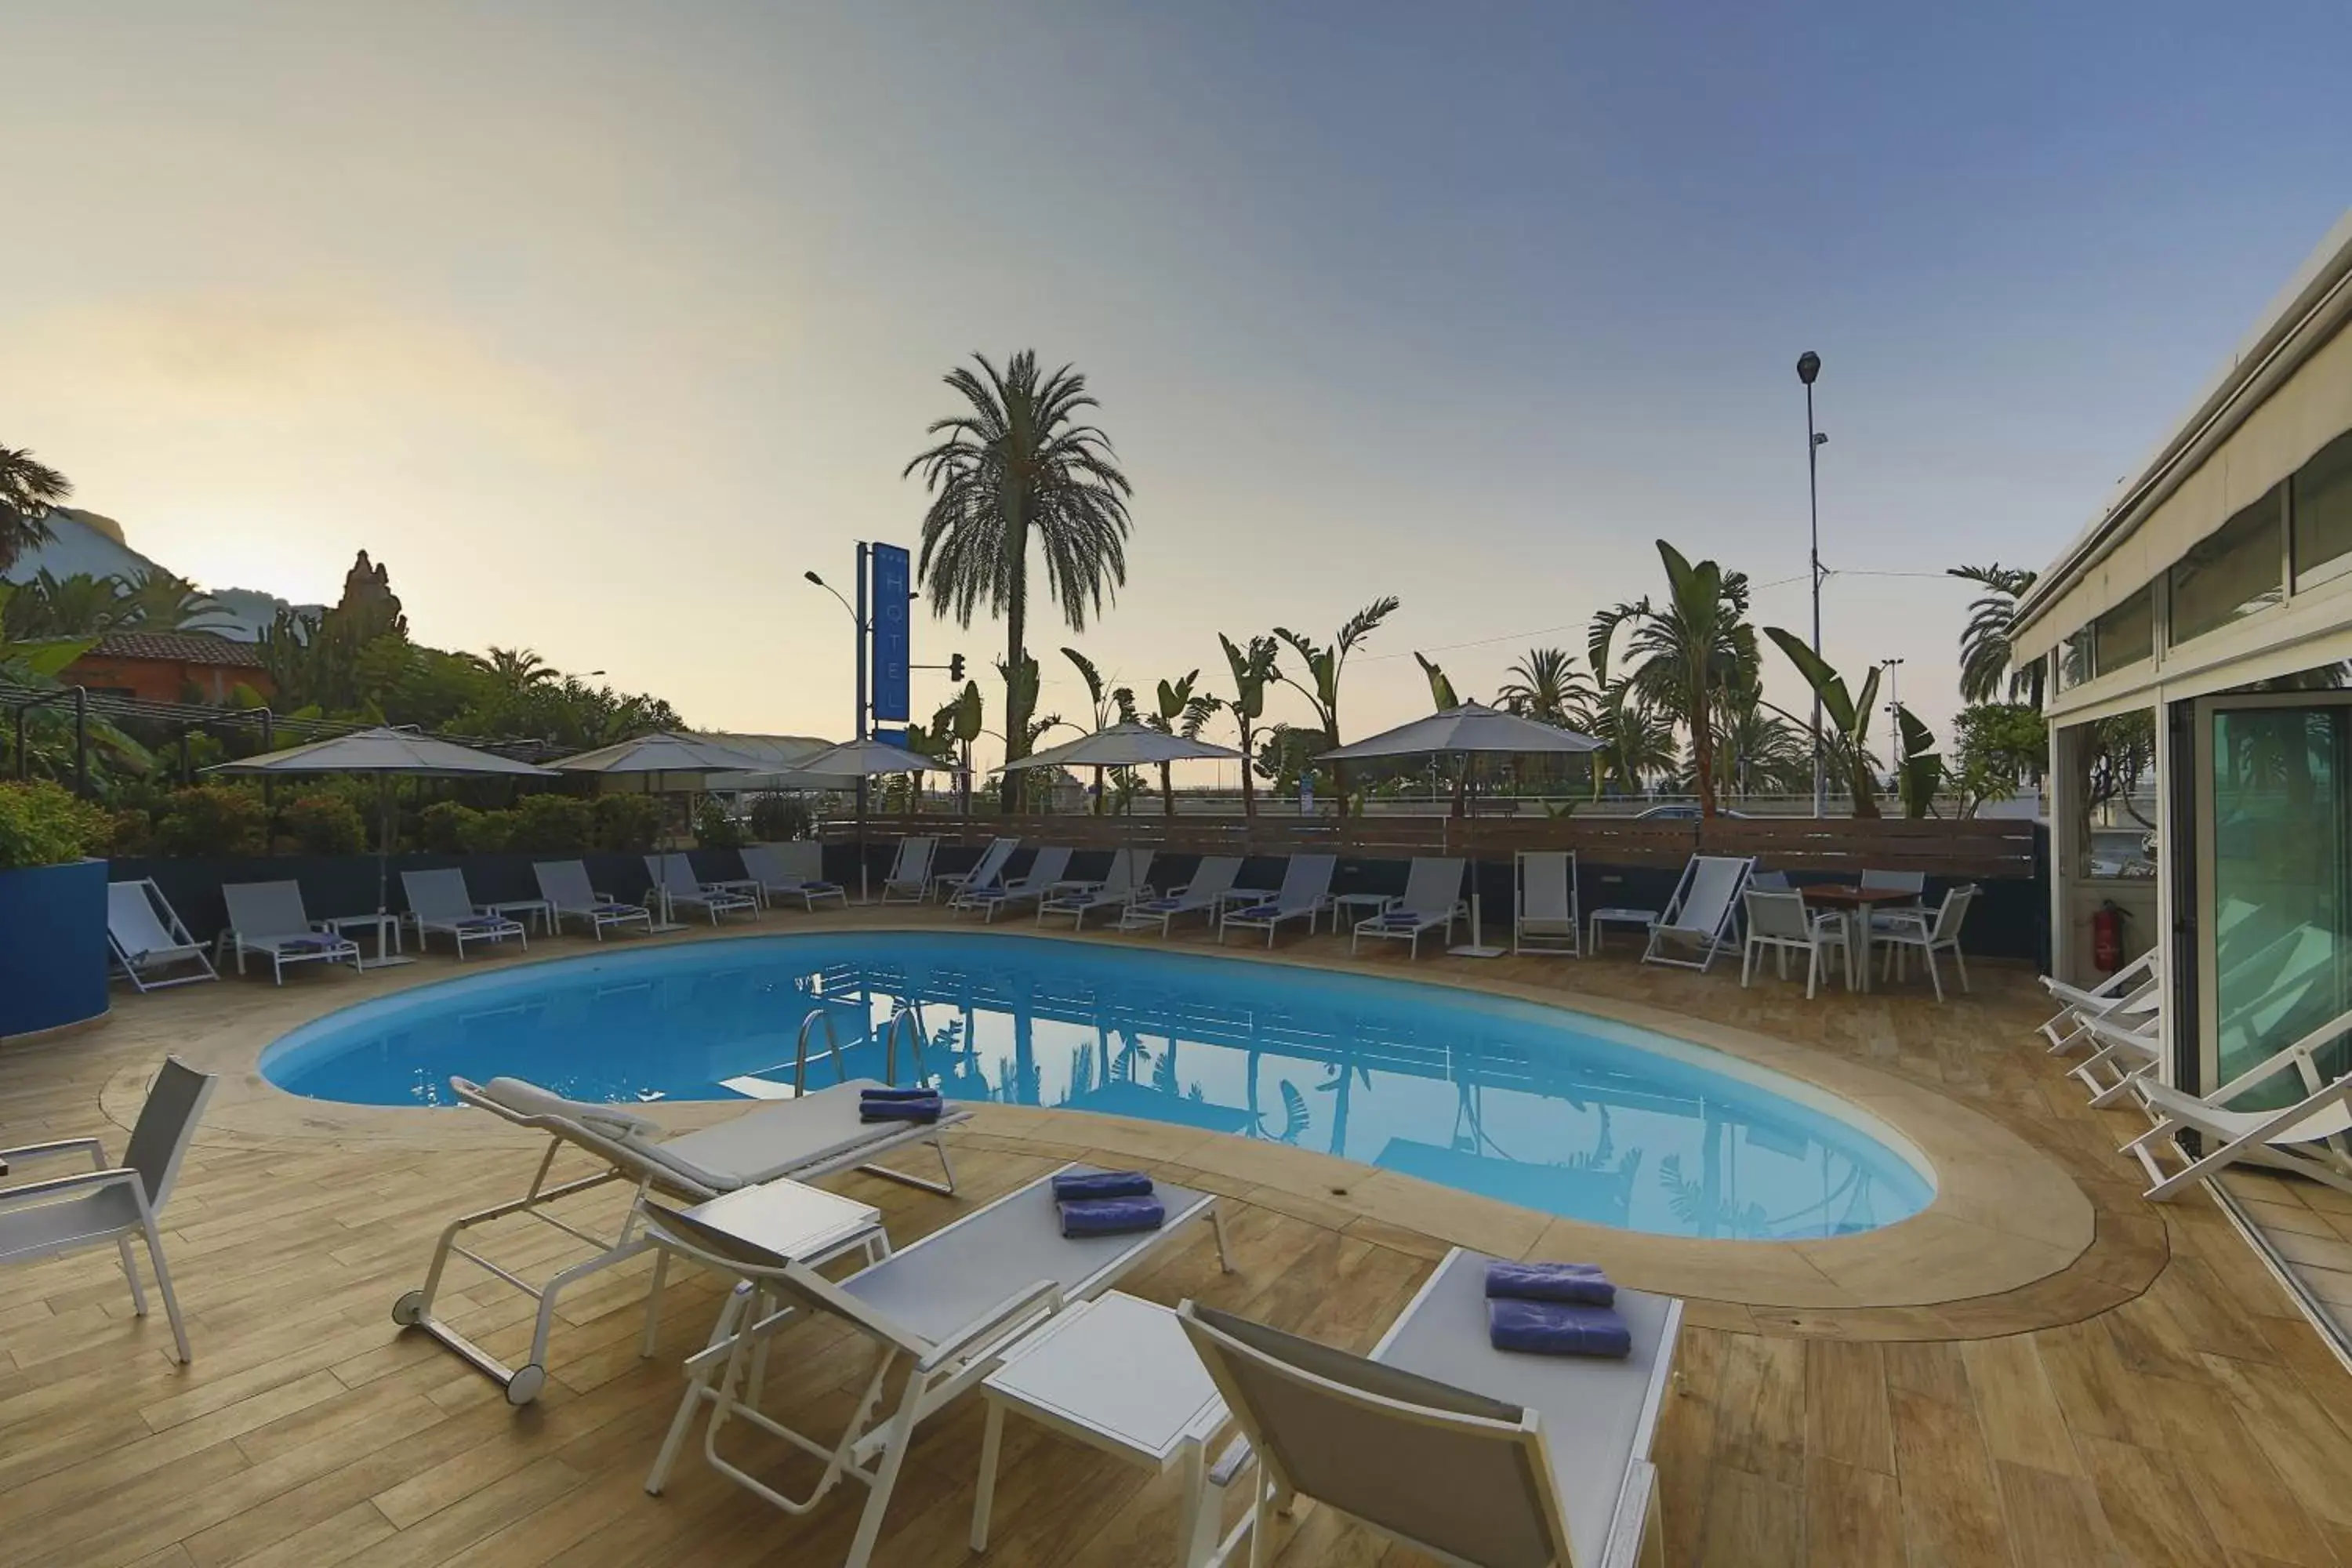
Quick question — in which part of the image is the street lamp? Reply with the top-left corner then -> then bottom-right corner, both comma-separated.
1797,350 -> 1827,816
804,565 -> 866,745
1881,657 -> 1905,728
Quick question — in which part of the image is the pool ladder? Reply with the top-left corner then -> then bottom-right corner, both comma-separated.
789,1003 -> 929,1095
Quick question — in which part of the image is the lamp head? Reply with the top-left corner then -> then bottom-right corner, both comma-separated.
803,571 -> 825,586
1796,350 -> 1821,386
1813,432 -> 1829,447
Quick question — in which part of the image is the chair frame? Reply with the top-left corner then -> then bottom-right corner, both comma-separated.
1870,884 -> 1979,1001
214,880 -> 364,985
2122,1004 -> 2352,1201
401,868 -> 529,960
739,843 -> 850,912
931,837 -> 1018,906
1740,887 -> 1851,1000
1350,858 -> 1466,959
1220,855 -> 1337,948
534,859 -> 655,940
951,845 -> 1076,921
646,853 -> 759,924
1640,855 -> 1754,972
2038,951 -> 2159,1052
1512,850 -> 1581,957
878,836 -> 938,904
1036,848 -> 1152,931
107,878 -> 218,991
1117,855 -> 1246,936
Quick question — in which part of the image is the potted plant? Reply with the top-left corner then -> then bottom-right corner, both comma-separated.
0,781 -> 114,1039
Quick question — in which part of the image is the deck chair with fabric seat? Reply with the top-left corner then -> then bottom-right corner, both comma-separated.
0,1057 -> 217,1363
1352,857 -> 1466,959
1036,848 -> 1153,930
950,846 -> 1073,921
639,1162 -> 1232,1568
739,843 -> 848,912
1119,855 -> 1244,936
394,1073 -> 970,1405
1858,869 -> 1926,907
1178,1245 -> 1682,1568
1221,854 -> 1337,947
878,835 -> 938,903
216,880 -> 363,984
401,868 -> 528,960
2039,950 -> 2159,1052
2122,1002 -> 2352,1201
645,852 -> 758,925
933,837 -> 1018,906
1741,887 -> 1851,999
1640,855 -> 1754,972
2070,1011 -> 2165,1107
535,858 -> 654,940
1869,884 -> 1978,1000
107,879 -> 216,991
1513,851 -> 1581,956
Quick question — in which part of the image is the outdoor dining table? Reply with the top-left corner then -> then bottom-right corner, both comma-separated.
1799,884 -> 1921,993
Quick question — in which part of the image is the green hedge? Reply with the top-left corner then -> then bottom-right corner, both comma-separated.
0,781 -> 112,869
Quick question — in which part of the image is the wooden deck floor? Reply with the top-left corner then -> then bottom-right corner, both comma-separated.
7,924 -> 2352,1566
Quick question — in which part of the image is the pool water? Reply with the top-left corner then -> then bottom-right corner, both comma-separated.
262,931 -> 1933,1240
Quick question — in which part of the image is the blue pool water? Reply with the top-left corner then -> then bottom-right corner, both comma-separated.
261,932 -> 1933,1240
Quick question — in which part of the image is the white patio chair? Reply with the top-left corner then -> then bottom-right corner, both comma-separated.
2122,1002 -> 2352,1202
644,852 -> 758,924
1870,884 -> 1978,1001
1037,848 -> 1153,930
1513,851 -> 1580,956
1859,869 -> 1926,907
878,836 -> 938,903
1640,855 -> 1753,972
951,845 -> 1073,920
1351,857 -> 1466,959
0,1057 -> 216,1363
106,879 -> 216,991
1740,887 -> 1851,999
401,868 -> 528,960
534,858 -> 655,940
933,837 -> 1018,906
739,842 -> 849,911
216,880 -> 363,985
1118,855 -> 1245,936
1221,855 -> 1336,947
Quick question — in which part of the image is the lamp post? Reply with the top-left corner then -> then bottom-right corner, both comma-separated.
1882,657 -> 1905,728
806,553 -> 870,834
1797,350 -> 1827,817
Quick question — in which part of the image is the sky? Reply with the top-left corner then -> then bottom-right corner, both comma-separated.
5,2 -> 2348,782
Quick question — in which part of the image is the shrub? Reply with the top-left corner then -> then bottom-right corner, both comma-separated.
282,793 -> 368,855
418,800 -> 478,854
695,799 -> 744,851
593,793 -> 660,853
747,793 -> 811,842
150,785 -> 267,858
108,806 -> 157,857
507,793 -> 594,854
455,808 -> 516,854
0,781 -> 113,869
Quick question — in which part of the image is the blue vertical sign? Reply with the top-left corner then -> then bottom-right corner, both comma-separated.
869,543 -> 911,747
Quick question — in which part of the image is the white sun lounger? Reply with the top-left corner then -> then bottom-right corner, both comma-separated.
951,845 -> 1073,920
1119,855 -> 1244,935
107,879 -> 217,991
640,1162 -> 1232,1568
1036,848 -> 1152,929
739,842 -> 848,911
2039,949 -> 2160,1053
1513,850 -> 1581,956
1179,1246 -> 1682,1568
216,880 -> 363,985
1221,854 -> 1336,947
535,858 -> 655,940
1641,855 -> 1753,972
645,852 -> 758,924
401,867 -> 528,960
394,1073 -> 968,1405
2122,1002 -> 2352,1201
878,836 -> 937,903
1351,857 -> 1466,959
934,837 -> 1018,906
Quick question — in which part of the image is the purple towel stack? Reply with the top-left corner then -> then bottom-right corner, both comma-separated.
860,1087 -> 942,1123
1052,1170 -> 1164,1236
1484,1260 -> 1632,1358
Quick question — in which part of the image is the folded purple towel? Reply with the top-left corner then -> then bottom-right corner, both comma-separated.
284,935 -> 347,952
1485,1260 -> 1615,1306
860,1099 -> 942,1124
862,1087 -> 939,1103
1058,1195 -> 1165,1237
1488,1298 -> 1632,1358
1052,1170 -> 1154,1202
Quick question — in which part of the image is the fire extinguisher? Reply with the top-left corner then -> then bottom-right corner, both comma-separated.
2092,901 -> 2125,973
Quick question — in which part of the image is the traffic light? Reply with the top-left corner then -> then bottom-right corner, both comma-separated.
949,653 -> 965,682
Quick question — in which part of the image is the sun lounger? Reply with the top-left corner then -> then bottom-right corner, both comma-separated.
215,880 -> 363,984
1119,855 -> 1244,935
1178,1246 -> 1682,1568
739,842 -> 849,911
2071,1012 -> 2164,1107
877,835 -> 937,903
639,1161 -> 1231,1568
951,845 -> 1073,920
934,837 -> 1018,906
2121,1002 -> 2352,1201
2039,950 -> 2160,1052
534,858 -> 655,940
644,852 -> 758,924
1221,854 -> 1336,947
393,1073 -> 969,1405
107,879 -> 217,991
1351,856 -> 1466,959
1641,854 -> 1753,971
1513,851 -> 1581,956
401,868 -> 528,960
1036,848 -> 1152,930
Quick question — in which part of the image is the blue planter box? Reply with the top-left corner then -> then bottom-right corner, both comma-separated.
0,858 -> 109,1039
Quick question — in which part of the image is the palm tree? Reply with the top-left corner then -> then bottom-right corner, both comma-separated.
1273,597 -> 1400,817
1061,646 -> 1120,813
1496,646 -> 1592,727
1591,543 -> 1755,816
117,568 -> 231,633
1710,677 -> 1810,799
5,570 -> 130,639
0,445 -> 71,575
1144,670 -> 1219,815
480,646 -> 558,695
906,352 -> 1134,807
1585,677 -> 1676,797
1948,564 -> 2042,706
1217,634 -> 1279,819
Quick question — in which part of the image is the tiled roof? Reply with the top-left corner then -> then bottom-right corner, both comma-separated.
84,631 -> 268,668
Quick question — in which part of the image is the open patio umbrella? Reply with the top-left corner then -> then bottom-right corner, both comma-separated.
771,735 -> 960,900
548,730 -> 779,848
1004,721 -> 1241,820
1316,703 -> 1602,957
209,727 -> 557,959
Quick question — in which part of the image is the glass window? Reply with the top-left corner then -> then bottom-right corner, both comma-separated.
2169,484 -> 2284,645
2091,585 -> 2153,677
2059,630 -> 2092,690
2293,430 -> 2352,591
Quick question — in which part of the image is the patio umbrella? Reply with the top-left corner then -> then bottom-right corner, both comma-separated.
547,730 -> 780,849
209,727 -> 557,953
1316,704 -> 1602,956
1005,722 -> 1241,820
771,735 -> 960,900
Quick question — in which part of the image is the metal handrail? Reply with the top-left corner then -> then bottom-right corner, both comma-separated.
881,1007 -> 927,1086
790,1007 -> 846,1097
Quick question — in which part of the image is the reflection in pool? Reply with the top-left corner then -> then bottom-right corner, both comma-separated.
262,931 -> 1933,1240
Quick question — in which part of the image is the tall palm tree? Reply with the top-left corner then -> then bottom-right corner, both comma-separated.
1591,543 -> 1755,816
1496,646 -> 1593,727
5,570 -> 130,639
1585,677 -> 1677,797
1710,677 -> 1810,799
480,645 -> 559,695
906,352 -> 1134,806
0,445 -> 71,575
1218,633 -> 1279,819
1948,564 -> 2042,706
117,568 -> 231,633
1273,597 -> 1400,817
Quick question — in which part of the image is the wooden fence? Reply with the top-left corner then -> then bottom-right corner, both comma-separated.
822,812 -> 2039,880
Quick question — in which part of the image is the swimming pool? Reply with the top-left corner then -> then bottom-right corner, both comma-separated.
261,931 -> 1933,1240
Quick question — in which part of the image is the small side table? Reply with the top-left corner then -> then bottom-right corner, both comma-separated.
972,1291 -> 1231,1566
483,898 -> 554,936
704,877 -> 767,911
323,912 -> 410,970
1586,906 -> 1660,956
1332,891 -> 1391,936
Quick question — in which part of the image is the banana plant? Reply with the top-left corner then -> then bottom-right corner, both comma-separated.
1893,705 -> 1944,819
1414,652 -> 1461,710
1218,633 -> 1279,819
1274,596 -> 1400,818
1762,628 -> 1885,817
1061,647 -> 1118,813
1146,670 -> 1220,816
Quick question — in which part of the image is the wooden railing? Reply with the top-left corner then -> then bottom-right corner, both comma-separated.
822,812 -> 2040,879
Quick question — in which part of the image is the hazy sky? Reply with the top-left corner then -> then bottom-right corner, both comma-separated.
5,2 -> 2347,778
